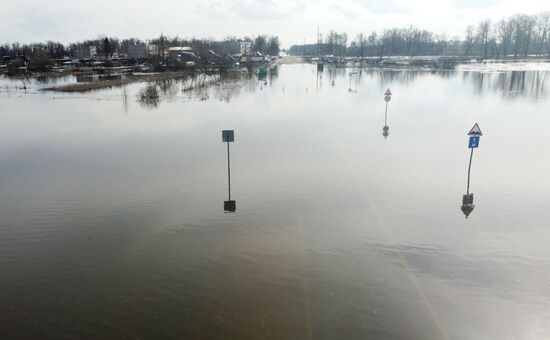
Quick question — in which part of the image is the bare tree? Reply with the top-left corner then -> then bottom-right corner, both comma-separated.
355,33 -> 367,65
535,12 -> 550,56
464,26 -> 475,56
497,19 -> 514,57
477,20 -> 491,59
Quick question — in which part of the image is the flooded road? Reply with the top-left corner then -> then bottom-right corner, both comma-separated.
1,64 -> 550,339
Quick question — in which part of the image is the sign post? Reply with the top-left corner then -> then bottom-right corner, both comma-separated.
317,63 -> 324,72
222,130 -> 236,212
462,123 -> 482,218
383,89 -> 392,138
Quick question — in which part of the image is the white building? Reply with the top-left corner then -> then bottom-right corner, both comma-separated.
240,41 -> 253,55
127,44 -> 147,59
127,44 -> 159,59
73,46 -> 97,59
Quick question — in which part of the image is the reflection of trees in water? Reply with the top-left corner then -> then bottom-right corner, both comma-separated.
327,66 -> 347,82
242,70 -> 264,94
376,69 -> 453,83
157,78 -> 178,99
325,66 -> 367,90
211,78 -> 248,102
332,68 -> 455,92
269,66 -> 279,84
177,72 -> 251,102
137,73 -> 237,108
463,71 -> 548,100
181,74 -> 223,101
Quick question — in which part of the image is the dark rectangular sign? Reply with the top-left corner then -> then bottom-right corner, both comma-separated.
222,130 -> 234,143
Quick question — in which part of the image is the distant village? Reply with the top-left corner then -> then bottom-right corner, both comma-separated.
0,35 -> 281,76
3,10 -> 550,77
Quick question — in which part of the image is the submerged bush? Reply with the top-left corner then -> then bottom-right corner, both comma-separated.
139,83 -> 160,108
139,83 -> 159,100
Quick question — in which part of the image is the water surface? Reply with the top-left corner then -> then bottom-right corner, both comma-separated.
1,64 -> 550,339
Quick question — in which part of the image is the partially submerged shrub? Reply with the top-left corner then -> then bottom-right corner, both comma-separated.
139,83 -> 160,108
139,83 -> 159,100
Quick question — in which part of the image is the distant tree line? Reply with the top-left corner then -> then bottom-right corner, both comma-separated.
0,34 -> 280,61
289,11 -> 550,58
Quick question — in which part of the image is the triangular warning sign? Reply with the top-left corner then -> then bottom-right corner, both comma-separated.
468,123 -> 482,136
384,89 -> 392,96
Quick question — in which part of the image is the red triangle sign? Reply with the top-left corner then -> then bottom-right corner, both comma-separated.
384,89 -> 392,96
468,123 -> 482,136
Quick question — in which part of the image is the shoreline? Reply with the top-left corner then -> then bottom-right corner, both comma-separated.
4,56 -> 549,93
40,71 -> 193,93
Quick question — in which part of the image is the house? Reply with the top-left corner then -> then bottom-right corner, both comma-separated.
73,46 -> 97,59
6,55 -> 29,74
127,44 -> 158,60
240,41 -> 253,55
214,40 -> 253,58
167,46 -> 194,59
127,44 -> 147,59
240,51 -> 269,64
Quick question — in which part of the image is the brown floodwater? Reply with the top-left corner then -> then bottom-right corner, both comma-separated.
1,64 -> 550,339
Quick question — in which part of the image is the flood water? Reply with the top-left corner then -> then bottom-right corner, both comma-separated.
1,64 -> 550,339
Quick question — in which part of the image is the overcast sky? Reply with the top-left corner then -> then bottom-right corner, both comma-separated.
1,0 -> 548,47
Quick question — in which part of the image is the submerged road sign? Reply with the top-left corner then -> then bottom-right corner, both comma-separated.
469,136 -> 480,148
462,123 -> 482,218
222,130 -> 236,213
468,123 -> 483,136
222,130 -> 234,143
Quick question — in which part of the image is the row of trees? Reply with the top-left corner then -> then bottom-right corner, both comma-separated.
252,35 -> 280,56
467,13 -> 550,58
0,34 -> 280,60
289,11 -> 550,58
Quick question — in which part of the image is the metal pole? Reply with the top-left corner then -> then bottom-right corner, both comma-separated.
227,142 -> 231,200
466,148 -> 474,195
384,102 -> 388,126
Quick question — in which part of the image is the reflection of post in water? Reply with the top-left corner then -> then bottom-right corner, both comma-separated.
383,89 -> 392,138
348,72 -> 359,92
122,74 -> 128,115
259,67 -> 267,89
222,130 -> 236,213
317,72 -> 323,92
461,124 -> 482,218
316,66 -> 323,92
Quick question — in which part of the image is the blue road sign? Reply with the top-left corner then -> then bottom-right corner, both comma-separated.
469,136 -> 480,148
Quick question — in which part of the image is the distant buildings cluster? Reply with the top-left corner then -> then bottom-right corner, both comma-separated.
0,37 -> 277,75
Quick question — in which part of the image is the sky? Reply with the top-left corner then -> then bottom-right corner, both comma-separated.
0,0 -> 549,47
